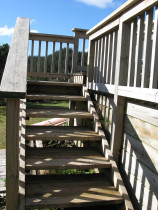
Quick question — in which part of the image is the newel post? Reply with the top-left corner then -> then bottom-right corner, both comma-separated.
6,98 -> 20,210
71,28 -> 89,73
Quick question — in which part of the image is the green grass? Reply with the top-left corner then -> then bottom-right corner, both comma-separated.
0,101 -> 69,149
0,106 -> 6,149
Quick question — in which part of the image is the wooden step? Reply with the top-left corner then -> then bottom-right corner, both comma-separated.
25,174 -> 124,209
27,80 -> 82,87
27,94 -> 87,101
26,126 -> 101,141
26,147 -> 111,170
27,81 -> 82,95
26,109 -> 93,118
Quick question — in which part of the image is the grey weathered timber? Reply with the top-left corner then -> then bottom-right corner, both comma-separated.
87,40 -> 95,83
27,94 -> 87,101
0,17 -> 29,98
6,99 -> 20,210
26,108 -> 93,118
25,174 -> 123,209
26,126 -> 101,141
29,32 -> 74,43
26,147 -> 111,170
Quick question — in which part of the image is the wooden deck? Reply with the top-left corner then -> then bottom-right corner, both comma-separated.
0,149 -> 6,193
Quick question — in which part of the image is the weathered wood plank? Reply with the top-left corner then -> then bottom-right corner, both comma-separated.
124,114 -> 158,151
123,133 -> 158,174
26,109 -> 93,118
27,72 -> 70,79
0,149 -> 6,193
29,33 -> 74,43
0,17 -> 29,98
26,126 -> 101,141
27,94 -> 87,101
25,174 -> 123,209
65,43 -> 69,74
6,99 -> 20,210
126,102 -> 158,127
30,40 -> 34,72
37,40 -> 41,73
44,41 -> 48,73
51,42 -> 55,73
58,42 -> 62,73
26,147 -> 111,170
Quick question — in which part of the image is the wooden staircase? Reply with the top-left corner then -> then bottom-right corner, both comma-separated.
23,80 -> 126,210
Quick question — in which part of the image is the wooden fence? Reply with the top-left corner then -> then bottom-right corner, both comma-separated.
87,0 -> 158,209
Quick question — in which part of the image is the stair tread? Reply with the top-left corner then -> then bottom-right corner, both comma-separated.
27,94 -> 87,101
25,174 -> 124,209
27,80 -> 82,87
26,126 -> 101,141
26,147 -> 111,170
26,108 -> 93,118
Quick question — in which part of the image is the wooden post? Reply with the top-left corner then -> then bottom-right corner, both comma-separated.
87,39 -> 95,83
6,98 -> 20,210
71,31 -> 79,73
111,18 -> 130,163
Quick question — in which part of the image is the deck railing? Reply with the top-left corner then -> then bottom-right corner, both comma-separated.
87,0 -> 158,103
28,28 -> 89,80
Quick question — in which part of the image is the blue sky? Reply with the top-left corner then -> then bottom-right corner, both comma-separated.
0,0 -> 126,46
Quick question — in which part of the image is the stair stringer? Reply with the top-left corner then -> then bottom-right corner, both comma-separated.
82,86 -> 134,210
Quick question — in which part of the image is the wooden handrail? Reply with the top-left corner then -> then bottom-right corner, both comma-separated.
0,17 -> 30,98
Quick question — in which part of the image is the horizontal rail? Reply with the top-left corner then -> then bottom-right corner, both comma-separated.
0,17 -> 29,98
88,82 -> 158,104
29,33 -> 74,44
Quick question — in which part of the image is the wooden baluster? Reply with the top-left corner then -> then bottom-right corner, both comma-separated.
51,42 -> 55,73
106,33 -> 112,84
134,15 -> 145,87
81,39 -> 85,67
30,40 -> 34,72
110,31 -> 117,85
58,42 -> 62,73
149,6 -> 158,89
37,40 -> 41,73
96,39 -> 101,83
65,43 -> 69,74
141,9 -> 153,88
44,41 -> 48,73
93,40 -> 98,83
103,35 -> 108,84
99,37 -> 104,84
127,20 -> 137,87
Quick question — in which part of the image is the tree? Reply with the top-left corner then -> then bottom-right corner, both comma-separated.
0,43 -> 9,82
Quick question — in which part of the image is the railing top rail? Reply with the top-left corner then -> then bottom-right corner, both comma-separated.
72,28 -> 89,33
29,32 -> 74,43
0,17 -> 30,98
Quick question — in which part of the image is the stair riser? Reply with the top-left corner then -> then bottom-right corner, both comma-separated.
27,84 -> 82,95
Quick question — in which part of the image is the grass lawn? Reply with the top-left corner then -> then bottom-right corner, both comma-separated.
0,101 -> 69,149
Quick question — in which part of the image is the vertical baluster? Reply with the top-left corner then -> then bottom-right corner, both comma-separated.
99,37 -> 104,83
30,40 -> 34,72
106,33 -> 112,84
127,20 -> 137,86
93,40 -> 98,83
37,41 -> 41,73
65,43 -> 69,74
81,39 -> 85,67
44,41 -> 48,73
96,39 -> 101,83
134,15 -> 145,87
51,42 -> 55,73
103,36 -> 108,84
141,9 -> 153,88
149,6 -> 158,89
58,42 -> 62,73
110,31 -> 117,85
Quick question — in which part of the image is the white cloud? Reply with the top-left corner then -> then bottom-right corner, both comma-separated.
0,25 -> 14,36
30,29 -> 39,33
30,19 -> 36,24
75,0 -> 113,8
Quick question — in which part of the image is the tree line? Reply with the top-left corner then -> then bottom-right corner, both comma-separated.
28,48 -> 88,73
